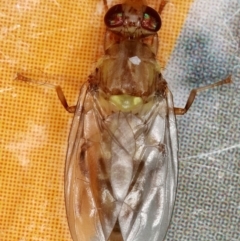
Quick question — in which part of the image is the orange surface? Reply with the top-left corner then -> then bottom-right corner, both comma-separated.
0,0 -> 193,240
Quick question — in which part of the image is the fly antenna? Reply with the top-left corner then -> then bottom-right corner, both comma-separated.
103,0 -> 108,11
158,0 -> 168,15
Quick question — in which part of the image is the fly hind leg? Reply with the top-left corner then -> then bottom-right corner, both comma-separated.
15,73 -> 76,113
174,76 -> 232,115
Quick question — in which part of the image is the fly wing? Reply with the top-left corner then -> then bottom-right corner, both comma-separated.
65,82 -> 121,241
65,83 -> 178,241
118,89 -> 178,241
65,83 -> 131,241
64,83 -> 106,241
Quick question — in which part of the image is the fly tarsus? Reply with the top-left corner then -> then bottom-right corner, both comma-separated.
15,72 -> 76,113
174,76 -> 232,115
15,73 -> 32,83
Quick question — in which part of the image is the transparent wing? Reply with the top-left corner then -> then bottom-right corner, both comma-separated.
65,84 -> 178,241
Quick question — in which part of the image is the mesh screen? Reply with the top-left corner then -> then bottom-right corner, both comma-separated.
1,0 -> 239,240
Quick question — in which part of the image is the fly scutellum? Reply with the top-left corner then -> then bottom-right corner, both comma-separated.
16,0 -> 232,240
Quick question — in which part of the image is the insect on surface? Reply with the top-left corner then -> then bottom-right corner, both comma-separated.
16,0 -> 232,240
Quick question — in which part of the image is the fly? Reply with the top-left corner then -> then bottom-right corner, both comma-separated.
16,0 -> 232,240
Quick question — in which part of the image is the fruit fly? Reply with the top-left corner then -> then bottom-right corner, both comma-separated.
16,0 -> 232,240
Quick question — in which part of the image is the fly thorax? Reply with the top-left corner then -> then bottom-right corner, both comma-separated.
97,40 -> 160,96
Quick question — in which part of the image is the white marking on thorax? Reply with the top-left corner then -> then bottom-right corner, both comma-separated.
129,56 -> 141,65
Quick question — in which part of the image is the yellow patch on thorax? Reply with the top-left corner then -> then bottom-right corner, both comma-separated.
109,94 -> 143,112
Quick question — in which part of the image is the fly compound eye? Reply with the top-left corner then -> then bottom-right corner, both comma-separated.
141,6 -> 161,32
104,4 -> 124,28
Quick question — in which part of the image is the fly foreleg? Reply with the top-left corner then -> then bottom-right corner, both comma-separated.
15,73 -> 76,113
174,76 -> 232,115
158,0 -> 169,14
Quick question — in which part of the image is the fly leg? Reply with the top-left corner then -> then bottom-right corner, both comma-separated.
174,76 -> 232,115
15,73 -> 76,113
103,0 -> 108,11
158,0 -> 168,14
